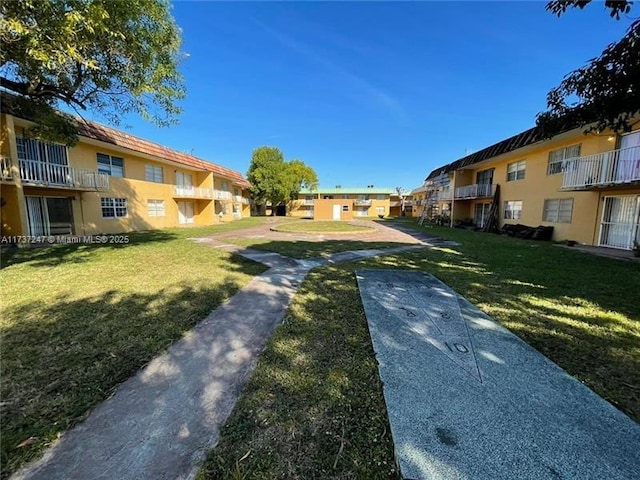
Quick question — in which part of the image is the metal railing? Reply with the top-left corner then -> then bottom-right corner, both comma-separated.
214,190 -> 232,200
1,156 -> 12,180
301,199 -> 315,206
354,199 -> 372,206
454,183 -> 495,199
18,158 -> 109,190
562,145 -> 640,189
173,186 -> 214,198
436,189 -> 453,201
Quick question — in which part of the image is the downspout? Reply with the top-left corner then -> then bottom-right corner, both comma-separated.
450,171 -> 455,228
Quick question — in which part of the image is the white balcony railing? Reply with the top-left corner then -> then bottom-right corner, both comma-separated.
214,190 -> 232,200
173,186 -> 214,198
562,145 -> 640,189
301,199 -> 315,206
354,199 -> 372,206
436,189 -> 453,201
17,159 -> 109,190
1,156 -> 12,180
454,183 -> 495,199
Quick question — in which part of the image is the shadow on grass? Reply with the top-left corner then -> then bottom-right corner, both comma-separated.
223,239 -> 411,259
0,229 -> 179,270
199,266 -> 400,479
0,270 -> 254,477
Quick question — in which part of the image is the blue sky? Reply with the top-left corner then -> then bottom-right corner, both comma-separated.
90,1 -> 633,190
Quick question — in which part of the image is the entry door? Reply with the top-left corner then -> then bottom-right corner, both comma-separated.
332,204 -> 341,220
26,196 -> 49,236
175,172 -> 193,196
616,131 -> 640,182
25,196 -> 73,236
178,201 -> 194,224
474,203 -> 491,228
599,196 -> 640,249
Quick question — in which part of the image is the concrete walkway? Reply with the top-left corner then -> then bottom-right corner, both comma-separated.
12,243 -> 427,480
357,269 -> 640,480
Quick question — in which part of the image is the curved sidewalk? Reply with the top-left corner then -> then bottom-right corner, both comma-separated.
11,243 -> 426,480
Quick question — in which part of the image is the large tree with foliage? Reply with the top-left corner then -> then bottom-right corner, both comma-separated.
0,0 -> 185,144
247,147 -> 318,214
537,0 -> 639,135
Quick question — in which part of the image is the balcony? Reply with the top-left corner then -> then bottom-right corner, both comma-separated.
354,199 -> 372,206
233,195 -> 250,204
1,156 -> 12,180
173,186 -> 214,199
562,145 -> 640,190
214,190 -> 232,201
3,158 -> 109,190
301,199 -> 315,206
454,183 -> 495,200
437,190 -> 453,201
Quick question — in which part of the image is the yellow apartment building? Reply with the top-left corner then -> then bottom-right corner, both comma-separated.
422,124 -> 640,250
291,187 -> 395,220
0,104 -> 251,238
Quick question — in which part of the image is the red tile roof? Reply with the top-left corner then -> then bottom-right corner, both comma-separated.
1,92 -> 251,188
77,121 -> 251,188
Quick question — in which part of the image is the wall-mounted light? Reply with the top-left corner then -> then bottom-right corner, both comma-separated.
607,135 -> 615,142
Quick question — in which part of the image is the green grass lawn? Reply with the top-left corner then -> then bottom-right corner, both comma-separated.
272,220 -> 373,233
200,220 -> 639,478
224,237 -> 408,259
0,218 -> 271,477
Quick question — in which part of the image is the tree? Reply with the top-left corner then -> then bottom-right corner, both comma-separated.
247,147 -> 318,215
536,1 -> 639,135
0,0 -> 185,144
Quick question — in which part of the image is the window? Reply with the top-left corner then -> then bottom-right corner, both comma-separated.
376,206 -> 385,214
305,195 -> 314,201
504,201 -> 522,220
234,188 -> 240,196
147,199 -> 165,217
543,198 -> 573,223
220,181 -> 229,191
145,164 -> 163,183
476,169 -> 494,185
97,153 -> 124,177
101,197 -> 127,218
342,194 -> 349,199
377,194 -> 386,200
507,160 -> 526,182
547,144 -> 581,175
232,204 -> 240,214
342,204 -> 349,212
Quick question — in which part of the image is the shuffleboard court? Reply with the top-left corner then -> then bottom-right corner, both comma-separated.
356,269 -> 640,480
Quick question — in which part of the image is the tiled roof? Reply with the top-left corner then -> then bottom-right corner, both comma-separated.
424,125 -> 575,181
76,121 -> 251,188
299,187 -> 396,195
1,92 -> 251,188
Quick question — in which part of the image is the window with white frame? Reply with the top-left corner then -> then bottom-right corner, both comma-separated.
232,204 -> 240,213
504,200 -> 522,220
101,197 -> 127,218
543,198 -> 573,223
376,206 -> 385,214
97,153 -> 124,177
145,164 -> 163,183
547,144 -> 581,175
506,160 -> 526,182
147,199 -> 165,217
